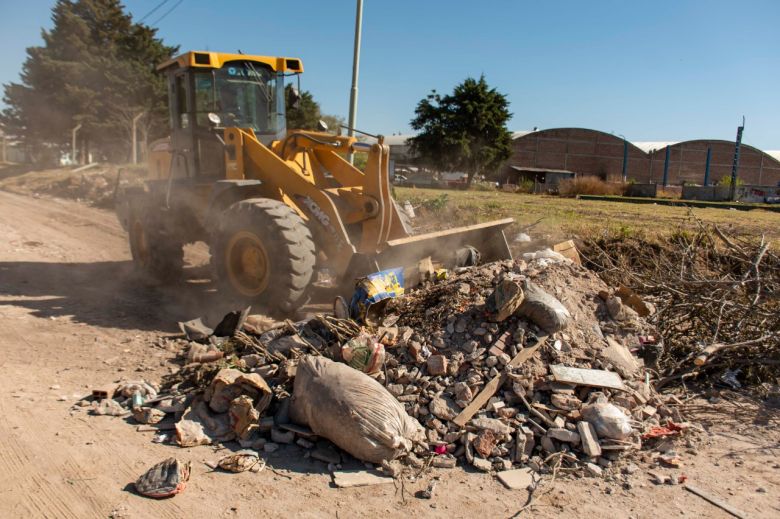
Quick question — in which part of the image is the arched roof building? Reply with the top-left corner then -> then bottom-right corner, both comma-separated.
645,140 -> 780,186
504,129 -> 780,186
504,128 -> 649,182
383,128 -> 780,187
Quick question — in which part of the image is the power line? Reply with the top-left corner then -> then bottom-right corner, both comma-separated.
150,0 -> 184,26
138,0 -> 170,23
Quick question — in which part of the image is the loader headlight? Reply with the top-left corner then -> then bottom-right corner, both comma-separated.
207,112 -> 222,126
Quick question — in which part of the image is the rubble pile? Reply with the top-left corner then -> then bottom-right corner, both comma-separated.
83,249 -> 692,489
374,257 -> 671,474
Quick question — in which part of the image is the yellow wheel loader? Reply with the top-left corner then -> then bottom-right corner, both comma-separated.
117,51 -> 513,314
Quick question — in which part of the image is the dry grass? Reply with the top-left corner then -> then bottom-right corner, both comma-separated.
395,187 -> 780,245
558,176 -> 624,196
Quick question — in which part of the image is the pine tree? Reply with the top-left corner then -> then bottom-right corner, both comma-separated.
1,0 -> 177,164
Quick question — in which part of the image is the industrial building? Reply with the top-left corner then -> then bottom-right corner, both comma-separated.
386,128 -> 780,188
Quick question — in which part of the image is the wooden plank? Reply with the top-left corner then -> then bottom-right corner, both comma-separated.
684,484 -> 748,519
549,365 -> 625,390
453,337 -> 546,427
385,218 -> 515,247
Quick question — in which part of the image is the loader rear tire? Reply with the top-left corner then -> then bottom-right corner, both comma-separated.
128,203 -> 183,282
212,198 -> 315,314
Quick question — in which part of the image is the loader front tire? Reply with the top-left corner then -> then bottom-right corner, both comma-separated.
212,198 -> 315,314
128,209 -> 184,282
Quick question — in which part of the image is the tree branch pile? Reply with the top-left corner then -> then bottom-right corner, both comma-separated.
581,222 -> 780,388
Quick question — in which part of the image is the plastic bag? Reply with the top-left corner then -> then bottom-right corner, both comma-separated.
341,333 -> 385,374
521,248 -> 568,262
581,401 -> 633,440
290,356 -> 425,464
349,268 -> 405,324
516,280 -> 571,333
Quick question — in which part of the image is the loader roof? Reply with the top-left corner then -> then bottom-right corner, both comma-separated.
157,51 -> 303,73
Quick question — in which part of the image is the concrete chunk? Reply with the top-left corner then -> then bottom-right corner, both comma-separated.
332,470 -> 394,488
471,457 -> 493,472
497,468 -> 535,490
427,355 -> 448,376
471,417 -> 513,435
550,365 -> 624,390
577,421 -> 602,457
548,428 -> 581,443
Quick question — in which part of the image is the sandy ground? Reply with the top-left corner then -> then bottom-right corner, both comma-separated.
0,189 -> 779,518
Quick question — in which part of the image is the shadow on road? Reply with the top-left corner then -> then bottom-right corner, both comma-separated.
0,260 -> 239,331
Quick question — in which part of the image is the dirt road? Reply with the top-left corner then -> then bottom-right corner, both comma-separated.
1,189 -> 778,518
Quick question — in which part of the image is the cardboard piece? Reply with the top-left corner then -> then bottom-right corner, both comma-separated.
553,240 -> 581,265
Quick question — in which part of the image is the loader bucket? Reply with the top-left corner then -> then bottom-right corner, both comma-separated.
373,218 -> 514,284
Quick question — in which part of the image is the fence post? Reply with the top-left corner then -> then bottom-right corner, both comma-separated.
704,147 -> 712,186
730,117 -> 745,201
662,146 -> 670,187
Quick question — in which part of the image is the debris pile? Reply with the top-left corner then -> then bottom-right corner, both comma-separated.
2,165 -> 146,208
85,248 -> 698,492
374,257 -> 672,474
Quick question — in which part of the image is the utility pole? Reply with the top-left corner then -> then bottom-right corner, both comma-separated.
1,129 -> 7,163
132,112 -> 145,164
347,0 -> 364,164
729,116 -> 745,201
71,124 -> 82,165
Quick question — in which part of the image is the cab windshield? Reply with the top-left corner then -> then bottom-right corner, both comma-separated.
194,60 -> 284,136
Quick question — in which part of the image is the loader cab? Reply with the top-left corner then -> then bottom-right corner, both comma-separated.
158,51 -> 302,179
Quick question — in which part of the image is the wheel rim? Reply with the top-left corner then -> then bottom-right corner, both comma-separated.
131,219 -> 151,267
225,231 -> 270,297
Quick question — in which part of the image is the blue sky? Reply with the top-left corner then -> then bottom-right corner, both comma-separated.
1,0 -> 779,149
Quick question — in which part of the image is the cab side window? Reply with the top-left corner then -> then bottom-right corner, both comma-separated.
175,74 -> 189,129
194,72 -> 215,127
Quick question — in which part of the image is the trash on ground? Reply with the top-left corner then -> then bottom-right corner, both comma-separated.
215,450 -> 261,473
349,268 -> 405,324
84,257 -> 696,490
552,239 -> 581,265
290,356 -> 424,464
134,458 -> 191,499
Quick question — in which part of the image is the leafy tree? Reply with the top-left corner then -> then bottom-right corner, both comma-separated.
1,0 -> 177,164
409,75 -> 512,186
285,85 -> 345,134
285,85 -> 321,130
320,114 -> 345,134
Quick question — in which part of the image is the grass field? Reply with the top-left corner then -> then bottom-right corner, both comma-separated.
2,164 -> 777,245
395,187 -> 780,244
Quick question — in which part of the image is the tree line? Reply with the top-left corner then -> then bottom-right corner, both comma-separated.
2,0 -> 513,185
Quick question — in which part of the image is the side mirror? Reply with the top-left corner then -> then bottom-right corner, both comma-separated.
316,119 -> 329,132
207,112 -> 222,127
287,87 -> 301,110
